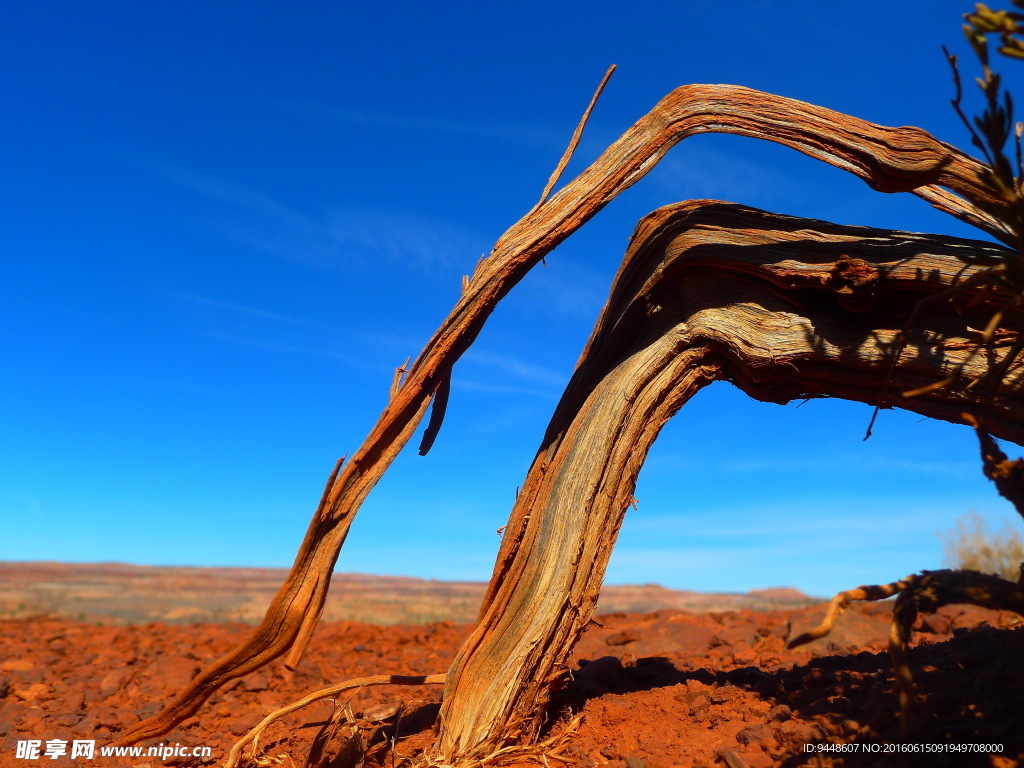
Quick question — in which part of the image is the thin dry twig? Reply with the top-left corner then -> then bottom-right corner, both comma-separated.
225,673 -> 446,768
535,65 -> 616,208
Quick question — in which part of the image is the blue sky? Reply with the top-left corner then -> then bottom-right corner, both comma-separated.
4,1 -> 1024,597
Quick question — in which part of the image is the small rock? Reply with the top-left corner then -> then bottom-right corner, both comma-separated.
159,657 -> 200,691
625,757 -> 645,768
99,668 -> 133,697
709,685 -> 738,704
18,707 -> 46,730
0,660 -> 34,672
362,704 -> 400,722
916,612 -> 952,635
80,704 -> 124,731
239,672 -> 269,692
606,630 -> 640,647
677,690 -> 711,713
735,725 -> 773,747
717,747 -> 749,768
13,683 -> 48,701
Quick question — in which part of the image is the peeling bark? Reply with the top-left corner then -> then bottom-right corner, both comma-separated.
435,201 -> 1023,758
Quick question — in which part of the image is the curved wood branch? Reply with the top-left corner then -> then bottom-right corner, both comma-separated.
434,200 -> 1024,759
120,85 -> 1011,746
224,673 -> 445,768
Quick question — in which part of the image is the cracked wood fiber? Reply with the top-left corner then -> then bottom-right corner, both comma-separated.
120,84 -> 1016,749
434,201 -> 1023,758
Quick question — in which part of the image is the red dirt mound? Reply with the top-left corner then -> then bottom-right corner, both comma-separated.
0,602 -> 1020,767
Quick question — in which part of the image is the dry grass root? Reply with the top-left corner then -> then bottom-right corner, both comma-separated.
788,568 -> 1024,737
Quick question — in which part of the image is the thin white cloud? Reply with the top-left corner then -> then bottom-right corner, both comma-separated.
271,99 -> 566,150
150,163 -> 487,274
645,452 -> 976,477
464,349 -> 568,389
514,257 -> 609,321
146,379 -> 236,398
325,209 -> 485,273
151,164 -> 311,225
451,378 -> 560,400
644,141 -> 806,210
170,292 -> 417,351
622,506 -> 944,541
193,330 -> 381,372
170,292 -> 348,332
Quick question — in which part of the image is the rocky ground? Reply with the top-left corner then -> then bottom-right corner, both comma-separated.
0,601 -> 1021,767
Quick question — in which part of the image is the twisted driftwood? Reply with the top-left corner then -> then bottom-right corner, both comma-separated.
120,80 -> 1022,761
433,200 -> 1024,758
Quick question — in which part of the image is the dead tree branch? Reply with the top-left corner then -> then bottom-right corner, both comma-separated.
120,84 -> 1014,748
434,201 -> 1024,759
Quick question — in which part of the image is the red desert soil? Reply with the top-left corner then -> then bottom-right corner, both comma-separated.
1,600 -> 1022,767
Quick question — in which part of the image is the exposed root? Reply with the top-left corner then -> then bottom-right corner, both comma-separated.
789,569 -> 1024,737
965,411 -> 1024,519
412,712 -> 585,768
225,672 -> 446,768
786,580 -> 906,647
300,700 -> 362,768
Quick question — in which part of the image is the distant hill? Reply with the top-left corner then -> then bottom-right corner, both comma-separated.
0,561 -> 821,625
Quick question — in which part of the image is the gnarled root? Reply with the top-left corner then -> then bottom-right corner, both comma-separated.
413,712 -> 584,768
788,569 -> 1024,737
224,667 -> 583,768
225,672 -> 446,768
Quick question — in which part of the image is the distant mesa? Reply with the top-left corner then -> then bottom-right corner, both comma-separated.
0,561 -> 820,625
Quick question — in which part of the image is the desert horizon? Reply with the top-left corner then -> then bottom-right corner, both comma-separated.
0,560 -> 821,626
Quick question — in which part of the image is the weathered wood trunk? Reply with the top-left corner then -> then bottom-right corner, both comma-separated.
119,81 -> 1021,762
435,200 -> 1024,758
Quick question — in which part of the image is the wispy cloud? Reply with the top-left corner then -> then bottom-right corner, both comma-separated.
451,378 -> 560,400
621,502 -> 957,541
150,163 -> 487,273
193,330 -> 382,372
464,349 -> 568,389
643,141 -> 807,210
271,99 -> 566,150
646,452 -> 976,477
170,292 -> 350,333
325,209 -> 486,273
170,292 -> 418,352
146,379 -> 237,398
720,456 -> 975,476
454,348 -> 571,401
514,257 -> 610,322
151,164 -> 310,225
606,499 -> 969,594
